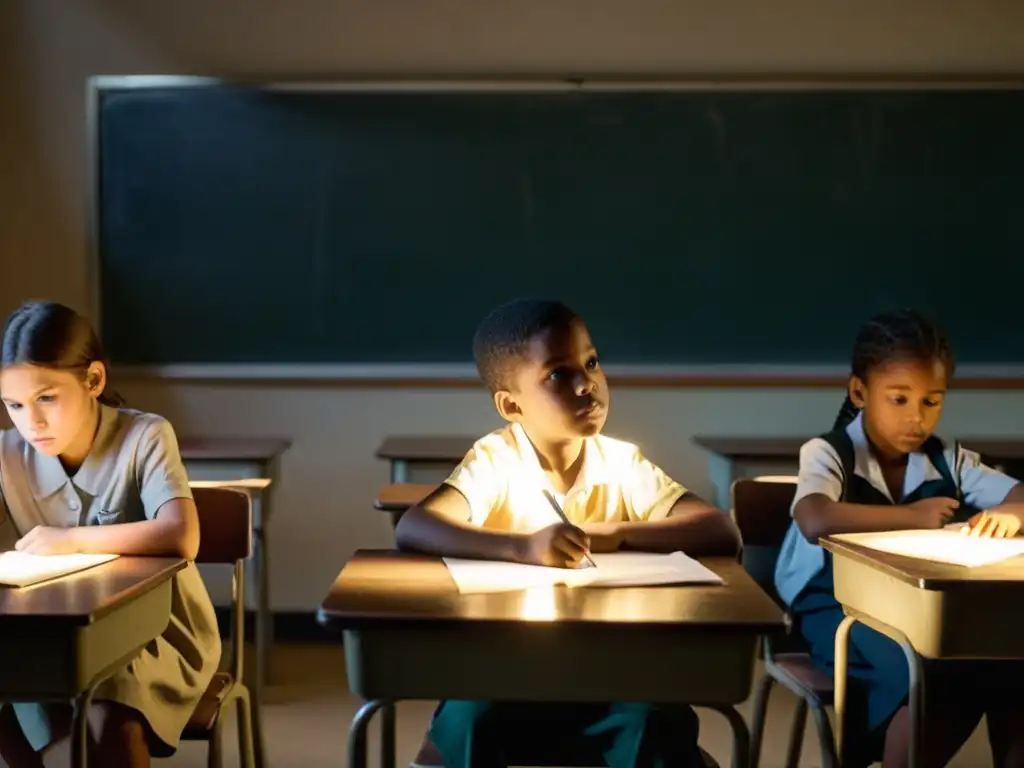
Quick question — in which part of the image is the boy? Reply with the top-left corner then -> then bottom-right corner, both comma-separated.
396,298 -> 740,768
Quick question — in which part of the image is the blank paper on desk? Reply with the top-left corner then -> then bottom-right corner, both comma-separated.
839,530 -> 1024,567
442,551 -> 724,594
0,552 -> 119,588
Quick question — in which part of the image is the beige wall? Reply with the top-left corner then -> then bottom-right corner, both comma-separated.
4,0 -> 1024,609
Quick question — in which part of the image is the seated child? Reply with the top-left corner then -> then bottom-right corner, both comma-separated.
775,309 -> 1024,768
396,298 -> 740,768
0,301 -> 220,767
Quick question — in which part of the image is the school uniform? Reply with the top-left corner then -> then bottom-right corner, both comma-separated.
427,422 -> 703,768
0,405 -> 221,756
774,412 -> 1019,764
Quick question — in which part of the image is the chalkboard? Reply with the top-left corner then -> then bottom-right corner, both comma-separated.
94,82 -> 1024,366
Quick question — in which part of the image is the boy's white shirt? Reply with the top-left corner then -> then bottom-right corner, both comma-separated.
444,423 -> 688,532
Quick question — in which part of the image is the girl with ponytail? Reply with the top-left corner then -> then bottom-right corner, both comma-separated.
775,309 -> 1024,768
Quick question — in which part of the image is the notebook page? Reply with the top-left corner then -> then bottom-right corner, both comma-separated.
564,552 -> 724,588
0,552 -> 120,588
443,552 -> 723,594
838,530 -> 1024,567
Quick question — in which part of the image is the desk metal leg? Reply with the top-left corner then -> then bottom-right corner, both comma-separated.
348,700 -> 386,768
899,631 -> 925,768
71,684 -> 98,768
391,460 -> 409,483
381,702 -> 396,768
252,525 -> 269,768
701,703 -> 750,768
833,614 -> 855,765
835,610 -> 925,768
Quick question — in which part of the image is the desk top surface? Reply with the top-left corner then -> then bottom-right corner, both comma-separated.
179,437 -> 292,462
376,436 -> 475,462
0,557 -> 185,627
319,550 -> 784,632
694,435 -> 1024,460
823,536 -> 1024,590
375,483 -> 438,511
189,478 -> 272,490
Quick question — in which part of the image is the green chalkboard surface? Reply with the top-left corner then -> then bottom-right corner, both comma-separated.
94,82 -> 1024,366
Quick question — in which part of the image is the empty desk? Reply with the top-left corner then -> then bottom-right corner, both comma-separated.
375,436 -> 473,483
180,436 -> 290,695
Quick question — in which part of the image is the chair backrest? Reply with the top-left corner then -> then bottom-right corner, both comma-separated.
192,486 -> 253,565
731,476 -> 797,605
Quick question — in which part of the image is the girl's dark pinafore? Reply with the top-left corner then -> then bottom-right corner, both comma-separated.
789,430 -> 975,765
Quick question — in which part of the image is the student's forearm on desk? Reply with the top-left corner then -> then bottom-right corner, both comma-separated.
395,506 -> 525,562
72,500 -> 199,560
794,495 -> 922,542
620,497 -> 741,557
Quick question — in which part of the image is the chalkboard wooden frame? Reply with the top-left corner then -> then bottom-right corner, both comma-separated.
87,75 -> 1024,389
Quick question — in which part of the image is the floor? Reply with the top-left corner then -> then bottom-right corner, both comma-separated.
162,643 -> 996,768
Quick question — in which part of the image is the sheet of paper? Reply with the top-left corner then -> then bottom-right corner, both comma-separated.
442,551 -> 724,594
841,530 -> 1024,567
0,552 -> 119,588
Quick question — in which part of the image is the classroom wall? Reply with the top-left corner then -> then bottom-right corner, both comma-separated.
4,0 -> 1024,609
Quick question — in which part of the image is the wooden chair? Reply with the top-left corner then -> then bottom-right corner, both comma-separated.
731,477 -> 837,768
180,486 -> 258,768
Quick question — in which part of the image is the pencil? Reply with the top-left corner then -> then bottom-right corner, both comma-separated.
542,490 -> 597,568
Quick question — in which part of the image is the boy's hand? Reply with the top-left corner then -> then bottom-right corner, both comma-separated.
963,510 -> 1022,539
519,523 -> 590,568
907,497 -> 959,529
581,522 -> 623,553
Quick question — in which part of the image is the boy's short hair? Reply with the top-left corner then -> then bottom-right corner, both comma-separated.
472,298 -> 579,394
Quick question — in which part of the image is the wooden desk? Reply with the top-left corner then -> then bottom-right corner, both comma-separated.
694,436 -> 1024,510
822,534 -> 1024,768
0,557 -> 184,768
319,550 -> 785,768
180,437 -> 290,704
374,483 -> 437,528
375,436 -> 473,482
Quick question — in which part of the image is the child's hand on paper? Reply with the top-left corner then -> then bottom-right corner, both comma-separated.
15,525 -> 80,555
963,510 -> 1022,539
519,522 -> 591,568
581,523 -> 623,553
908,497 -> 959,529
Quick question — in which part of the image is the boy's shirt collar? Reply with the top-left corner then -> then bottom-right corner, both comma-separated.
509,422 -> 613,497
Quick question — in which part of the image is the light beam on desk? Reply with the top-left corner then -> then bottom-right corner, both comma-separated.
518,586 -> 558,622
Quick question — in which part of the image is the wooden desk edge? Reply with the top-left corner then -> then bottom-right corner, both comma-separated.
179,437 -> 292,460
89,557 -> 188,623
189,478 -> 273,490
375,439 -> 474,460
317,609 -> 785,635
374,483 -> 438,510
820,537 -> 1024,590
318,550 -> 785,632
